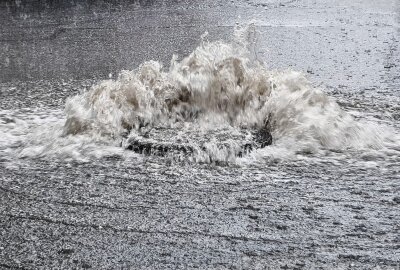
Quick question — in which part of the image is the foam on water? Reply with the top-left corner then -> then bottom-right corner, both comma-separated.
1,25 -> 399,165
0,109 -> 122,164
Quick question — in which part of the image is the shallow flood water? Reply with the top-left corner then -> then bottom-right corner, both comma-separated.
0,0 -> 399,269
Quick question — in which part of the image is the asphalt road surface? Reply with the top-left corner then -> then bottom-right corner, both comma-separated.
0,0 -> 399,269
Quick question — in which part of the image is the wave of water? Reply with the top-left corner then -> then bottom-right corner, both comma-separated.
1,26 -> 399,165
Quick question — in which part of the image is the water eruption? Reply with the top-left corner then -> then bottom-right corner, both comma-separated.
1,2 -> 399,269
60,26 -> 387,163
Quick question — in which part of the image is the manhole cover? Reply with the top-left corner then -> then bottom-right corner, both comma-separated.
125,125 -> 272,159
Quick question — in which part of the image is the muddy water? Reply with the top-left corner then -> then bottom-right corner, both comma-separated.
0,0 -> 399,269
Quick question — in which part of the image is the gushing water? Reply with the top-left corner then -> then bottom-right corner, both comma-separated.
1,26 -> 399,164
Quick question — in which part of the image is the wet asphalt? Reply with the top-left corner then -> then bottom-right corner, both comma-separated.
0,0 -> 399,269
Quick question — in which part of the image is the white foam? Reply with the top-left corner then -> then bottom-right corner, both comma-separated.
2,26 -> 399,164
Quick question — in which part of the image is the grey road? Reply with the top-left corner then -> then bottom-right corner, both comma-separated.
0,0 -> 399,269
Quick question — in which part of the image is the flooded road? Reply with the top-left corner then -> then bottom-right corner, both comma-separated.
0,0 -> 399,269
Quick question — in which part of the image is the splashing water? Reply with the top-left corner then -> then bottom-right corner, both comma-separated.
2,26 -> 399,164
